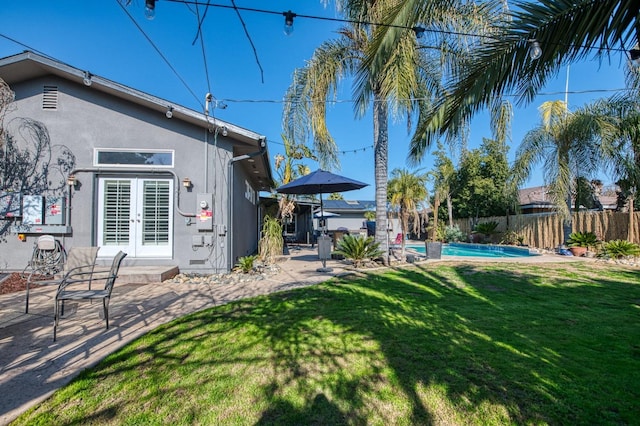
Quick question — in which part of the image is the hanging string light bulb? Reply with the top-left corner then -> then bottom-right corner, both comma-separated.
145,0 -> 156,20
529,39 -> 542,60
283,10 -> 296,36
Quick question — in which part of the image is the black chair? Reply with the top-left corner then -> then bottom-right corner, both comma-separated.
53,251 -> 127,341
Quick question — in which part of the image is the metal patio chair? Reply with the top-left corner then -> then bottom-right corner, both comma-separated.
53,251 -> 127,341
25,246 -> 100,313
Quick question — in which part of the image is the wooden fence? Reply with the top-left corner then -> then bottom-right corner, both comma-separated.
452,211 -> 640,249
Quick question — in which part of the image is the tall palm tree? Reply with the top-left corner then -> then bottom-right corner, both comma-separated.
283,1 -> 499,263
388,168 -> 429,259
511,100 -> 604,243
360,0 -> 640,161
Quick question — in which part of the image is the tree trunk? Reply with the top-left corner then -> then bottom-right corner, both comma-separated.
447,194 -> 454,227
373,91 -> 389,265
629,194 -> 635,243
563,191 -> 572,245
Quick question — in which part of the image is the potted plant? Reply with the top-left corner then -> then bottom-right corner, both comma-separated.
566,231 -> 598,257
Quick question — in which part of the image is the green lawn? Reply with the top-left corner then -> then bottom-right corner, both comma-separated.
15,262 -> 640,425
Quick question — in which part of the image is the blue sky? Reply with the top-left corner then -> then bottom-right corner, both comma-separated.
0,0 -> 631,200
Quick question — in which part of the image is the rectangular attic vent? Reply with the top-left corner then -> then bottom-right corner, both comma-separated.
42,85 -> 58,110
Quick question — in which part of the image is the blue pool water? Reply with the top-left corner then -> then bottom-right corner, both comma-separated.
409,242 -> 534,258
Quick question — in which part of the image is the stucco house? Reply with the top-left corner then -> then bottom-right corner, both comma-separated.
0,51 -> 273,274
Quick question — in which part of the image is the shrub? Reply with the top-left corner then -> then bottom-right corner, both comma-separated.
234,255 -> 257,273
566,231 -> 598,249
598,240 -> 640,259
258,216 -> 283,264
443,225 -> 465,243
501,230 -> 519,245
334,234 -> 383,268
473,221 -> 499,236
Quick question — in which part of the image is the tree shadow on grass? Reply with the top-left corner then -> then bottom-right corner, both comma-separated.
14,262 -> 640,425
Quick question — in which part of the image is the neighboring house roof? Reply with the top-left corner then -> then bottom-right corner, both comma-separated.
518,185 -> 617,210
0,51 -> 274,191
321,200 -> 376,212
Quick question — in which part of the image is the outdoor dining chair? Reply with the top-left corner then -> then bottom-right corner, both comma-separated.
25,246 -> 100,313
53,250 -> 127,341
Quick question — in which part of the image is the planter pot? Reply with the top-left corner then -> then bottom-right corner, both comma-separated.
569,246 -> 588,257
425,242 -> 443,259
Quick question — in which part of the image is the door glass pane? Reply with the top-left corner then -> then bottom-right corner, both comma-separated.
142,181 -> 170,246
102,180 -> 131,245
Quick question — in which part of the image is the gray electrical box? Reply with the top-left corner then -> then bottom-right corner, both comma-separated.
196,193 -> 214,231
23,195 -> 44,225
0,192 -> 21,218
45,196 -> 66,225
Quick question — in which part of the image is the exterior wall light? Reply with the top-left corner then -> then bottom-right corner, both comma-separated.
166,106 -> 173,119
182,177 -> 192,188
67,175 -> 78,187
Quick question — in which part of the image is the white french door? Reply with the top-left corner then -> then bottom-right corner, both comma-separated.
97,178 -> 173,258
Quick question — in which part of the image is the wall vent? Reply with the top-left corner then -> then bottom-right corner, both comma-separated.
42,85 -> 58,110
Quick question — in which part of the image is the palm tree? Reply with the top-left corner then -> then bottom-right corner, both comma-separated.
388,168 -> 429,259
593,65 -> 640,242
429,142 -> 456,240
511,100 -> 605,244
274,134 -> 314,220
360,0 -> 640,161
283,1 -> 498,264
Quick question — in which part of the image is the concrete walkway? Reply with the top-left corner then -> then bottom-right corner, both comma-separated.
0,246 -> 583,424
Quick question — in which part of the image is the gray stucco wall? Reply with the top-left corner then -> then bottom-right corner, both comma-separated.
0,75 -> 262,273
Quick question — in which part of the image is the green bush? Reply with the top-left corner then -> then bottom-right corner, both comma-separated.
566,231 -> 598,249
598,240 -> 640,259
334,234 -> 383,268
443,225 -> 465,243
234,255 -> 257,273
473,221 -> 499,236
500,230 -> 524,245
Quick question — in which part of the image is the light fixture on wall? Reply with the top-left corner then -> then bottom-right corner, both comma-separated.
283,10 -> 296,35
182,177 -> 192,188
529,39 -> 542,60
219,125 -> 228,136
67,175 -> 78,187
83,71 -> 92,86
145,0 -> 156,20
165,106 -> 173,119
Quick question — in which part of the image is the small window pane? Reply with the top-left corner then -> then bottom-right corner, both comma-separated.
96,150 -> 173,167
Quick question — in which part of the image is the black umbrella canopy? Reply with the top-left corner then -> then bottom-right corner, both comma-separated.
276,169 -> 368,195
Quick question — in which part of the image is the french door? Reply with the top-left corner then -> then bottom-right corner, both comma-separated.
97,177 -> 173,258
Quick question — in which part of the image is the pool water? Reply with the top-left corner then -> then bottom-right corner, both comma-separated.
408,242 -> 534,258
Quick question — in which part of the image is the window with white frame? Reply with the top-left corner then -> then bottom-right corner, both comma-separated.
94,149 -> 174,167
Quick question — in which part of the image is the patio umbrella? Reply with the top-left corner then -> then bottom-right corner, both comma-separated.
277,169 -> 368,229
277,169 -> 368,271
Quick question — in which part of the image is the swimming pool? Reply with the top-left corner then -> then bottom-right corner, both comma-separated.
408,242 -> 535,258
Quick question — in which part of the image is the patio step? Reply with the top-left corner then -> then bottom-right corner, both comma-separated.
117,266 -> 180,284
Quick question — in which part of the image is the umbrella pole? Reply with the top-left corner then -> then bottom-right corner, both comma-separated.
317,193 -> 332,272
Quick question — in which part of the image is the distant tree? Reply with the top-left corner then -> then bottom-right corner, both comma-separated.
388,168 -> 429,259
328,192 -> 344,200
511,100 -> 605,243
429,142 -> 456,240
451,138 -> 511,221
274,134 -> 315,220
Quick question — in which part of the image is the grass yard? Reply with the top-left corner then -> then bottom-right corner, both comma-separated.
14,262 -> 640,425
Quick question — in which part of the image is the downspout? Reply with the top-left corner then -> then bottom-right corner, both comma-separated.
227,137 -> 267,271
